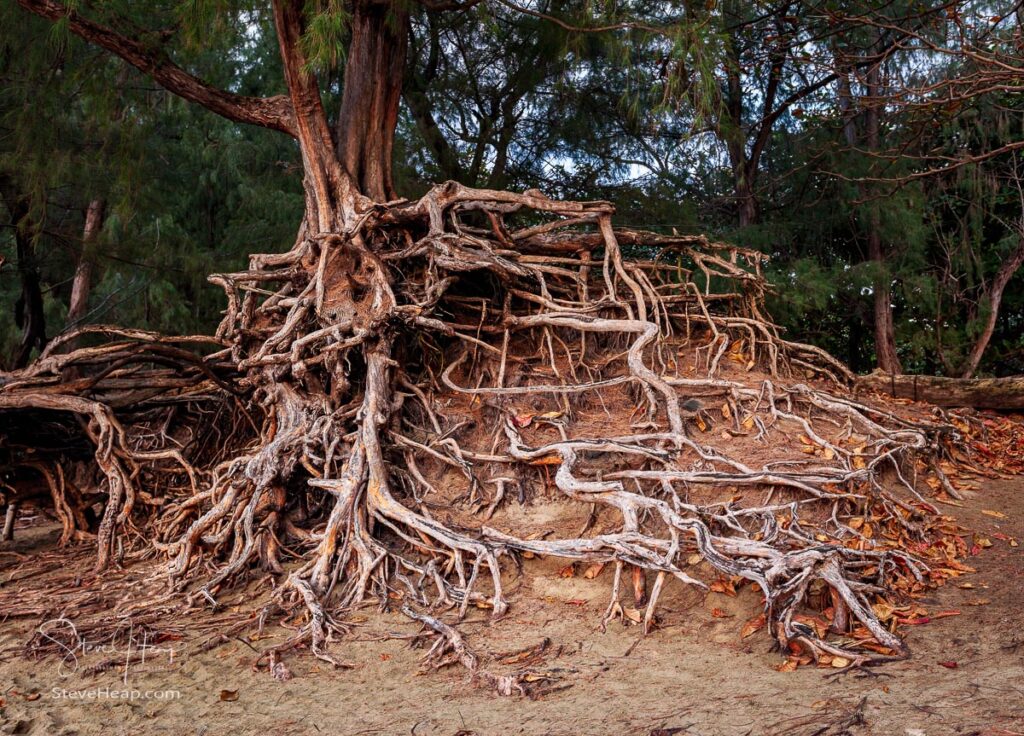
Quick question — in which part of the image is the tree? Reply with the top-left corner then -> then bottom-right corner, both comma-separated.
0,0 -> 983,678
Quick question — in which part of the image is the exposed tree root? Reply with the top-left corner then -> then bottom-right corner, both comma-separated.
0,182 -> 972,681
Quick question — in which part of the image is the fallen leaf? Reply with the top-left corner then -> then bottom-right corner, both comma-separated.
897,616 -> 931,625
741,613 -> 767,638
937,660 -> 958,669
775,657 -> 799,672
623,607 -> 643,624
709,579 -> 737,597
711,607 -> 732,618
982,509 -> 1007,519
219,690 -> 239,702
559,564 -> 576,578
583,562 -> 605,579
830,656 -> 850,668
23,692 -> 40,702
512,413 -> 534,428
565,598 -> 588,607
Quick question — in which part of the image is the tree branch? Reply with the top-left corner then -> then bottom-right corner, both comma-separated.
15,0 -> 297,137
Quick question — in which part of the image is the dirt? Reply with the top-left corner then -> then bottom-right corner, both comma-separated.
1,476 -> 1022,736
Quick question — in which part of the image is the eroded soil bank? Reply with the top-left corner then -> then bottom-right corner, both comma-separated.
1,477 -> 1022,736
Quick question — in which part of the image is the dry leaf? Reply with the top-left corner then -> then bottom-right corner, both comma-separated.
775,658 -> 799,672
982,509 -> 1007,519
830,656 -> 850,668
711,607 -> 732,618
741,613 -> 767,638
937,660 -> 958,669
219,690 -> 239,702
583,562 -> 605,579
559,564 -> 576,578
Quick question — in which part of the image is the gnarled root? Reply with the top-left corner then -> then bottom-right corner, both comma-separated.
0,182 -> 969,674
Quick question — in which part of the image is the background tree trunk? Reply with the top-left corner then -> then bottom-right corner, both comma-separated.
857,371 -> 1024,409
863,49 -> 902,374
65,199 -> 105,335
960,234 -> 1024,378
0,184 -> 46,369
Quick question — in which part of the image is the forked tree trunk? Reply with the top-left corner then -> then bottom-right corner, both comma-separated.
272,0 -> 409,231
960,234 -> 1024,379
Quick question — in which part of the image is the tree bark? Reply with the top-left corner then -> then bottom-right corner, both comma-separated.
856,371 -> 1024,410
960,234 -> 1024,379
0,183 -> 46,369
272,0 -> 354,233
334,0 -> 410,202
66,199 -> 105,333
863,49 -> 902,374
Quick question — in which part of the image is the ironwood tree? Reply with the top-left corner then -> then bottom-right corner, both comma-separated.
0,0 -> 990,681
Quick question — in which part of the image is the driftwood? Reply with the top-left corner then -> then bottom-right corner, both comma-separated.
856,370 -> 1024,410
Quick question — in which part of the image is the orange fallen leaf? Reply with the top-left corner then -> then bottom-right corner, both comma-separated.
711,607 -> 732,618
565,598 -> 588,607
937,660 -> 958,669
897,616 -> 931,625
982,509 -> 1007,519
775,657 -> 799,672
741,613 -> 767,638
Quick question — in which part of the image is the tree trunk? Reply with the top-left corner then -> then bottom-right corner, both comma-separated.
0,188 -> 46,369
272,0 -> 353,233
66,199 -> 105,335
404,15 -> 463,183
734,177 -> 758,228
334,0 -> 409,203
960,234 -> 1024,379
863,51 -> 901,374
856,371 -> 1024,410
867,228 -> 901,374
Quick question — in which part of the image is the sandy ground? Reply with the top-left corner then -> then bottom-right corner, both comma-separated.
1,476 -> 1022,736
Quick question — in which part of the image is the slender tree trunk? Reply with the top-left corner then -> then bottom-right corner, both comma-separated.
863,52 -> 901,374
66,199 -> 105,333
404,16 -> 463,183
960,234 -> 1024,378
272,0 -> 353,233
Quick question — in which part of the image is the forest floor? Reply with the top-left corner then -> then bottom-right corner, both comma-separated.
1,474 -> 1022,736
